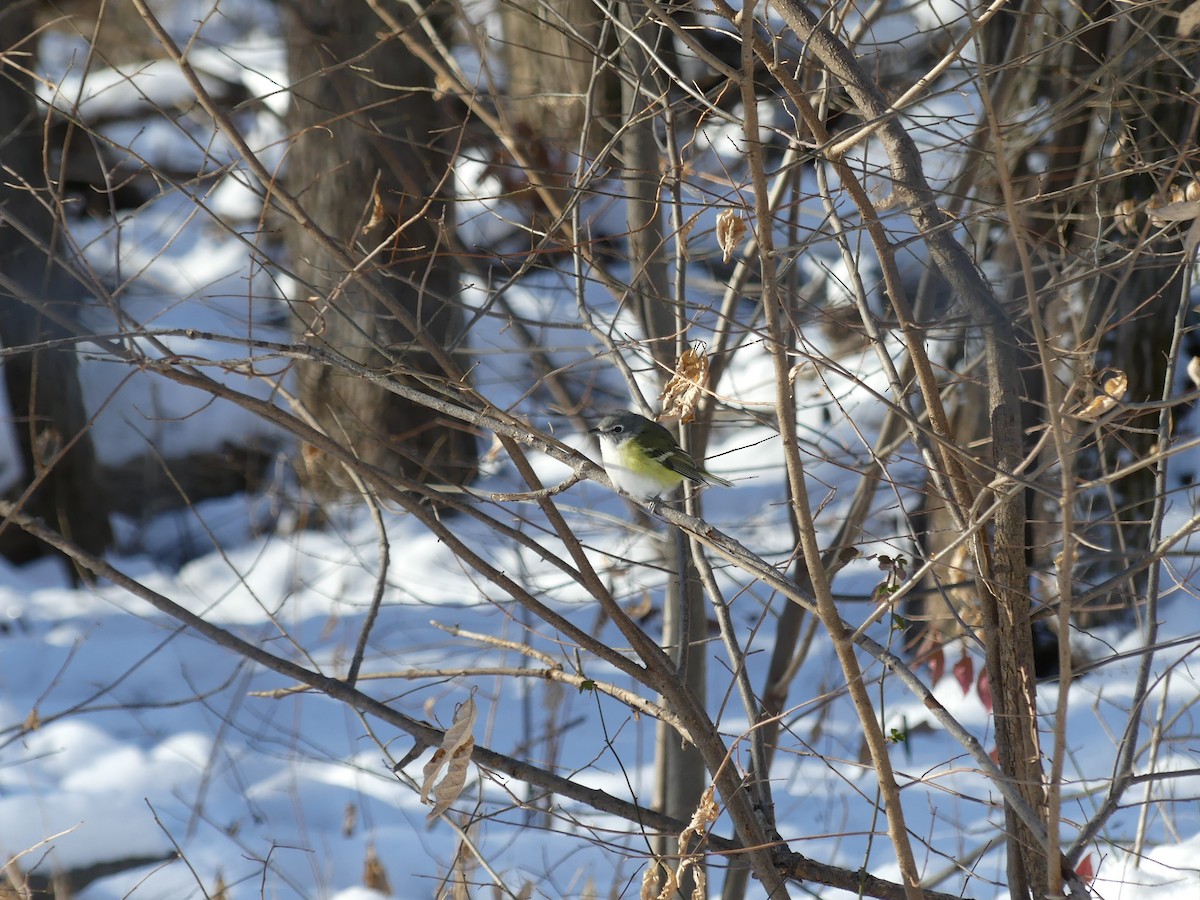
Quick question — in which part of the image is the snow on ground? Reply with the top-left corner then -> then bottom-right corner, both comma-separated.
4,456 -> 1200,899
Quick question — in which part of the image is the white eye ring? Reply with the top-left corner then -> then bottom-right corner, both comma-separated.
611,425 -> 623,433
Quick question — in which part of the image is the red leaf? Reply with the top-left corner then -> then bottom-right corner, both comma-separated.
1075,853 -> 1095,885
927,645 -> 946,685
988,746 -> 1000,764
976,669 -> 993,712
953,650 -> 974,696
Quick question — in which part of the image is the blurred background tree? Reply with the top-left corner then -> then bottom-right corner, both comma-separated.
281,0 -> 478,498
0,0 -> 111,571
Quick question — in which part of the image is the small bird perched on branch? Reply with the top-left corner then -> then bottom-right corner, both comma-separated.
589,410 -> 732,500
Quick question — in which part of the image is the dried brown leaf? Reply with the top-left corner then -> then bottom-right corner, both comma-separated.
1179,0 -> 1200,36
421,694 -> 478,819
1102,371 -> 1127,400
362,187 -> 386,234
787,361 -> 812,384
715,209 -> 747,264
427,732 -> 473,819
644,785 -> 719,900
1075,371 -> 1127,420
419,748 -> 447,803
641,863 -> 661,900
1109,131 -> 1133,172
1113,198 -> 1138,236
660,347 -> 710,423
363,841 -> 392,895
654,864 -> 678,900
1076,394 -> 1118,420
678,784 -> 718,850
953,650 -> 973,696
1147,198 -> 1200,224
677,213 -> 699,261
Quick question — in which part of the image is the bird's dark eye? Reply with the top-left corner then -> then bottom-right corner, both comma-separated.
611,425 -> 623,433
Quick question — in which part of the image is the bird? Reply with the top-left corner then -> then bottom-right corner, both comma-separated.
589,410 -> 732,499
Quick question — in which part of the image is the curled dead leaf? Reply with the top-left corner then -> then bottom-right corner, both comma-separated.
648,784 -> 719,900
362,187 -> 386,234
679,784 -> 718,848
363,842 -> 392,895
641,863 -> 662,900
1108,131 -> 1132,173
715,208 -> 747,264
660,346 -> 711,423
1075,371 -> 1127,420
953,650 -> 974,697
1179,0 -> 1200,36
1113,198 -> 1138,236
1147,197 -> 1200,225
787,360 -> 814,384
1076,852 -> 1096,885
677,213 -> 699,261
1102,371 -> 1127,399
420,693 -> 478,819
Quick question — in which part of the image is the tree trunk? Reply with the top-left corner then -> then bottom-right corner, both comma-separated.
0,0 -> 112,570
281,0 -> 476,497
500,0 -> 617,154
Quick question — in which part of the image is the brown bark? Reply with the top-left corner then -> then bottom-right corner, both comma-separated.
500,0 -> 617,154
0,0 -> 112,570
281,0 -> 476,496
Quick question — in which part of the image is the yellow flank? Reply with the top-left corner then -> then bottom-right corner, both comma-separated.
616,441 -> 685,486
